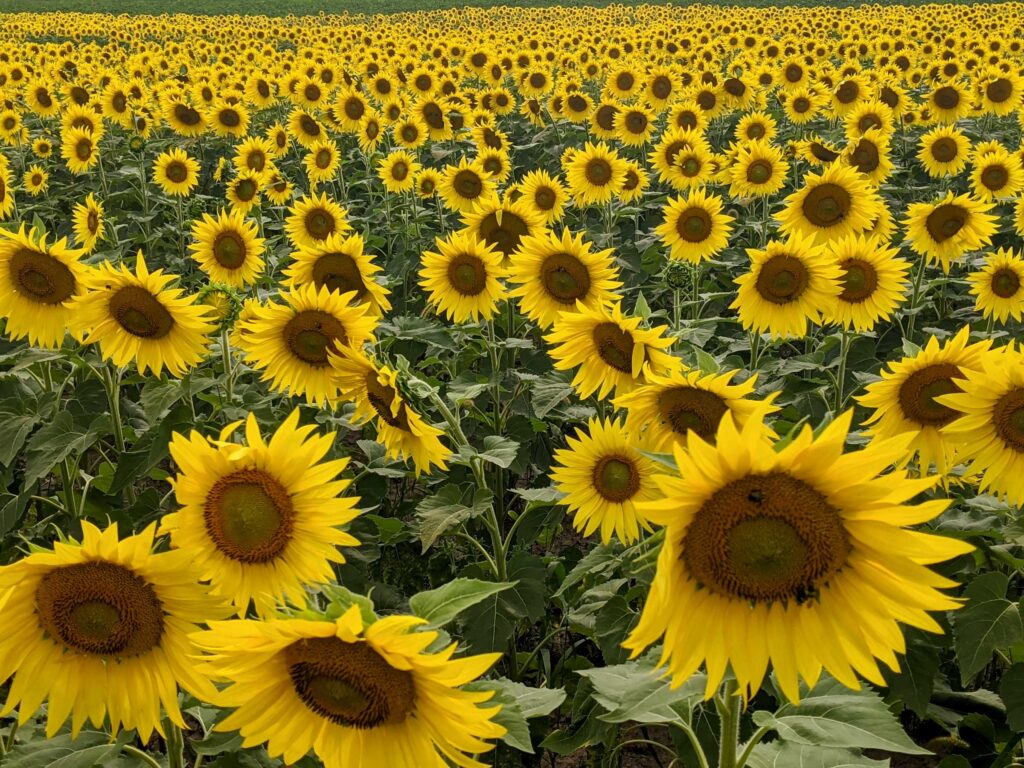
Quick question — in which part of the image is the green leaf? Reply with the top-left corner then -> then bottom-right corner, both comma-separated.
0,402 -> 38,466
746,742 -> 890,768
530,374 -> 575,419
694,347 -> 719,373
952,572 -> 1024,685
464,678 -> 566,754
321,584 -> 377,624
415,486 -> 492,552
460,435 -> 519,469
192,731 -> 245,756
753,676 -> 930,755
884,628 -> 940,717
578,657 -> 705,724
4,731 -> 115,768
999,663 -> 1024,731
23,412 -> 105,485
409,578 -> 517,627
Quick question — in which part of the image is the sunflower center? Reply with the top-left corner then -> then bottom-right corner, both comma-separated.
924,204 -> 966,243
165,161 -> 188,184
203,468 -> 295,563
109,285 -> 174,339
446,253 -> 487,296
477,212 -> 527,258
682,472 -> 850,603
991,388 -> 1024,452
657,387 -> 729,441
592,454 -> 640,502
897,363 -> 962,427
300,115 -> 321,137
365,371 -> 410,429
454,170 -> 482,199
111,93 -> 126,112
679,156 -> 701,177
676,207 -> 712,243
400,125 -> 418,142
802,183 -> 850,227
838,258 -> 878,303
9,248 -> 76,304
991,268 -> 1021,298
35,561 -> 164,657
541,252 -> 591,303
311,252 -> 368,299
365,122 -> 380,140
617,72 -> 635,91
235,179 -> 257,201
87,211 -> 99,233
287,637 -> 415,729
535,187 -> 556,210
931,137 -> 958,163
567,94 -> 587,113
391,161 -> 409,181
75,138 -> 92,161
625,111 -> 647,134
836,80 -> 859,103
986,78 -> 1012,103
785,64 -> 803,83
980,165 -> 1009,191
850,139 -> 879,173
755,254 -> 808,304
595,104 -> 616,131
676,110 -> 698,129
746,160 -> 772,184
792,96 -> 811,113
592,322 -> 635,374
857,114 -> 881,133
585,158 -> 612,186
651,76 -> 671,99
213,232 -> 247,269
284,310 -> 346,366
305,209 -> 336,240
311,148 -> 330,169
934,85 -> 960,110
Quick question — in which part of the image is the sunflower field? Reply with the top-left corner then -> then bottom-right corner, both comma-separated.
2,2 -> 1024,766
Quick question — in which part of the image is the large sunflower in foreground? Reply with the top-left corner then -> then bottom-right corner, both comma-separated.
330,345 -> 451,476
189,208 -> 266,288
777,162 -> 882,244
731,233 -> 842,339
234,283 -> 376,405
624,412 -> 972,703
615,366 -> 778,452
550,416 -> 661,544
857,326 -> 991,476
903,192 -> 997,273
0,522 -> 224,739
545,301 -> 681,401
507,228 -> 621,328
75,253 -> 216,376
0,225 -> 90,348
826,233 -> 910,332
655,188 -> 734,264
283,232 -> 391,317
193,605 -> 504,768
163,409 -> 360,617
420,231 -> 507,323
941,345 -> 1024,507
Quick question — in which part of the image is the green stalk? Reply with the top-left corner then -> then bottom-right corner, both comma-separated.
716,679 -> 742,768
905,256 -> 928,342
103,365 -> 137,506
165,721 -> 185,768
221,328 -> 234,405
834,326 -> 851,413
123,746 -> 163,768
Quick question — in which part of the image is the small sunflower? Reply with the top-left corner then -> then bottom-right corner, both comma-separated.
303,140 -> 340,186
844,129 -> 895,186
655,188 -> 734,264
189,208 -> 266,288
550,417 -> 661,545
283,232 -> 391,317
517,169 -> 568,225
192,604 -> 504,768
226,170 -> 264,214
153,147 -> 200,197
565,141 -> 627,206
732,232 -> 842,339
777,162 -> 882,244
23,164 -> 47,196
379,150 -> 420,194
968,248 -> 1024,323
60,126 -> 99,175
164,409 -> 361,617
415,167 -> 441,199
904,192 -> 998,273
234,283 -> 376,405
857,326 -> 992,476
508,228 -> 622,329
420,230 -> 507,323
545,300 -> 681,401
75,253 -> 216,377
927,80 -> 972,124
72,193 -> 105,254
917,125 -> 971,177
827,234 -> 910,332
439,157 -> 495,213
285,191 -> 351,249
970,147 -> 1024,201
729,140 -> 789,198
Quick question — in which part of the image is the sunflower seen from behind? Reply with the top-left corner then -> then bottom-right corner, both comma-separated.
75,253 -> 216,376
827,234 -> 910,332
655,188 -> 734,264
163,409 -> 360,617
189,208 -> 266,288
283,232 -> 391,317
0,521 -> 225,740
192,604 -> 504,768
420,230 -> 507,323
968,248 -> 1024,324
550,417 -> 661,545
624,411 -> 971,702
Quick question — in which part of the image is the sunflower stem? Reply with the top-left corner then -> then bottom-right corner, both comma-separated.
715,679 -> 742,768
4,717 -> 18,753
165,721 -> 185,768
905,256 -> 928,343
673,288 -> 682,334
834,326 -> 851,412
221,327 -> 234,405
124,746 -> 163,768
103,364 -> 137,506
670,721 -> 710,768
736,724 -> 772,768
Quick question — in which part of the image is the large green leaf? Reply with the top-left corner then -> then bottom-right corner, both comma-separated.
578,657 -> 705,724
465,678 -> 566,754
414,486 -> 491,552
409,577 -> 516,627
999,663 -> 1024,732
952,572 -> 1024,685
746,742 -> 890,768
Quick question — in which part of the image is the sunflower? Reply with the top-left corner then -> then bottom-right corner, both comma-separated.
265,122 -> 290,157
285,191 -> 351,248
968,248 -> 1024,323
358,112 -> 385,154
826,234 -> 909,332
645,67 -> 679,109
420,230 -> 507,323
794,136 -> 842,166
0,522 -> 225,740
476,148 -> 511,184
393,115 -> 428,149
330,346 -> 451,476
153,147 -> 200,197
780,87 -> 825,124
844,99 -> 895,141
544,300 -> 681,401
461,195 -> 544,264
614,104 -> 656,146
227,170 -> 264,214
72,193 -> 105,254
624,411 -> 971,703
904,192 -> 997,273
928,80 -> 973,124
508,228 -> 622,329
192,604 -> 503,768
857,326 -> 991,476
75,253 -> 216,376
655,189 -> 734,264
0,166 -> 10,219
565,141 -> 627,206
970,147 -> 1024,201
31,137 -> 53,158
731,232 -> 842,339
844,129 -> 894,186
777,162 -> 882,245
379,150 -> 420,195
439,157 -> 495,213
189,208 -> 266,288
729,140 -> 789,198
284,232 -> 391,317
550,417 -> 661,545
735,111 -> 778,144
917,125 -> 971,177
0,225 -> 90,348
303,139 -> 340,186
619,162 -> 649,204
23,164 -> 47,196
941,346 -> 1024,507
163,410 -> 360,617
668,100 -> 709,133
235,283 -> 376,405
978,70 -> 1023,116
234,135 -> 274,177
669,143 -> 715,191
517,169 -> 567,225
164,98 -> 206,137
289,108 -> 325,149
60,126 -> 99,175
615,366 -> 779,453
